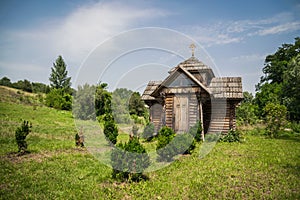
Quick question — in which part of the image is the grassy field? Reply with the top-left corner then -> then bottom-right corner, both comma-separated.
0,87 -> 299,199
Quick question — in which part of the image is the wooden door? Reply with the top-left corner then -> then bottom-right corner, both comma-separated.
173,96 -> 189,133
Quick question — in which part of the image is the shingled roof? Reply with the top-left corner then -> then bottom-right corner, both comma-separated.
142,56 -> 243,101
209,77 -> 243,99
141,81 -> 162,101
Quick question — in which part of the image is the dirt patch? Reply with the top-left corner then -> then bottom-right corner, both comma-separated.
1,148 -> 88,164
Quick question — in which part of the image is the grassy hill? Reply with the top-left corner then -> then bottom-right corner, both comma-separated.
0,86 -> 299,199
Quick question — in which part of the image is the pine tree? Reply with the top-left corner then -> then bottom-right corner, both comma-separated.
49,55 -> 71,94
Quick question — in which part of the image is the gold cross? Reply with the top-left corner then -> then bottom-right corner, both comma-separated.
189,43 -> 196,56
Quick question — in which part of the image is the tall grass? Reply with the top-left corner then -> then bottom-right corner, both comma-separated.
0,87 -> 299,199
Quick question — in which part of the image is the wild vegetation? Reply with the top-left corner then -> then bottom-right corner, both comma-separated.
0,39 -> 300,199
0,91 -> 299,199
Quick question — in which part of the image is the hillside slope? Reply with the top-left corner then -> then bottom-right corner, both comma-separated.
0,86 -> 299,199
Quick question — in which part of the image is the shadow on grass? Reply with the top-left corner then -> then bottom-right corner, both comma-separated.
283,163 -> 300,177
112,171 -> 150,183
276,133 -> 300,142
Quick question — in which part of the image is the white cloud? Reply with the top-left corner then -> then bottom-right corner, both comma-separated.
0,1 -> 169,82
183,12 -> 299,47
230,54 -> 267,63
255,22 -> 300,36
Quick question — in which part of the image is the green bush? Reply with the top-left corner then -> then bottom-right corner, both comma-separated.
111,137 -> 150,181
219,129 -> 241,143
264,103 -> 287,138
172,133 -> 196,155
45,88 -> 72,110
236,103 -> 259,125
288,122 -> 300,133
188,121 -> 202,142
142,123 -> 155,141
157,132 -> 196,162
132,124 -> 139,137
103,114 -> 118,145
131,114 -> 146,125
15,120 -> 32,154
156,127 -> 195,161
156,126 -> 175,162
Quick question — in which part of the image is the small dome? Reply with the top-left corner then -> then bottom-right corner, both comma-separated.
169,56 -> 212,73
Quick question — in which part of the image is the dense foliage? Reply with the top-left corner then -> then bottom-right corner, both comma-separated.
156,126 -> 196,162
236,92 -> 259,125
142,122 -> 155,141
46,55 -> 72,110
73,84 -> 96,120
103,114 -> 118,145
95,83 -> 112,117
256,37 -> 300,121
188,121 -> 203,142
111,88 -> 133,124
236,38 -> 300,137
15,120 -> 32,154
219,129 -> 241,142
129,92 -> 146,117
0,76 -> 50,93
45,88 -> 72,110
264,103 -> 287,138
111,137 -> 150,181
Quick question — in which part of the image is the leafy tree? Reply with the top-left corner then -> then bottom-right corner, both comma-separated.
111,136 -> 150,181
113,88 -> 132,100
103,114 -> 118,145
258,37 -> 300,85
15,120 -> 32,154
73,84 -> 96,120
255,38 -> 300,121
95,83 -> 112,117
264,103 -> 287,138
0,76 -> 12,87
12,79 -> 32,92
45,88 -> 72,110
283,54 -> 300,121
129,92 -> 146,117
236,92 -> 259,125
111,88 -> 132,124
32,82 -> 50,93
49,55 -> 71,94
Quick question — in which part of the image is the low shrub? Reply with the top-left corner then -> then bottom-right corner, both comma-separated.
219,129 -> 241,143
264,103 -> 287,138
156,127 -> 196,162
111,137 -> 150,181
188,121 -> 202,142
289,122 -> 300,133
132,124 -> 139,138
15,120 -> 32,154
142,123 -> 155,141
103,114 -> 118,145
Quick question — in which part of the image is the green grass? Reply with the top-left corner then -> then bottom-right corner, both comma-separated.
0,102 -> 76,154
0,87 -> 300,199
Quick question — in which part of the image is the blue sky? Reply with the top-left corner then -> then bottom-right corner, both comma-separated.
0,0 -> 299,93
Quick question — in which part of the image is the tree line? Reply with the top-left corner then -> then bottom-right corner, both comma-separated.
237,37 -> 300,136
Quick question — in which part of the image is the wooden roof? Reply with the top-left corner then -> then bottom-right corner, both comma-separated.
141,81 -> 162,101
169,56 -> 214,76
150,65 -> 210,97
209,77 -> 243,99
142,56 -> 243,101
